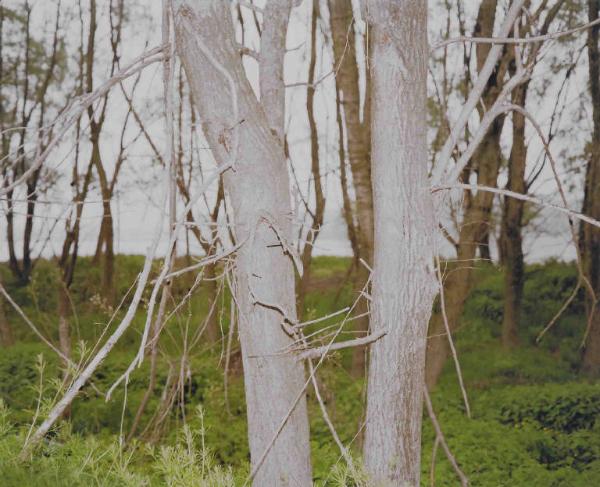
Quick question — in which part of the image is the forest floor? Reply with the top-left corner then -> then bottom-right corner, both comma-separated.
0,256 -> 599,486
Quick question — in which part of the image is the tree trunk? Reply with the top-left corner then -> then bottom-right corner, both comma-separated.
58,284 -> 71,367
174,2 -> 312,485
500,83 -> 528,349
425,0 -> 509,387
426,119 -> 504,388
363,2 -> 436,485
329,0 -> 374,375
582,0 -> 600,375
0,293 -> 13,347
297,0 -> 325,317
90,138 -> 115,306
204,262 -> 220,343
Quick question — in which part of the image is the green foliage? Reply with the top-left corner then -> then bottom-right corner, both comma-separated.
0,403 -> 239,487
497,383 -> 600,433
1,257 -> 599,485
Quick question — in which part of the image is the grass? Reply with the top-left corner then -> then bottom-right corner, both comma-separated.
0,255 -> 598,485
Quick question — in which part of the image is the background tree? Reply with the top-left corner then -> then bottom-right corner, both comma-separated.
329,0 -> 373,376
0,0 -> 66,286
582,0 -> 600,374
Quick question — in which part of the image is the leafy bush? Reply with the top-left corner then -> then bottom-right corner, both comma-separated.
497,383 -> 600,433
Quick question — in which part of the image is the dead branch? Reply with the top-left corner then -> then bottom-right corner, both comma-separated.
295,330 -> 386,361
424,387 -> 469,487
432,17 -> 600,51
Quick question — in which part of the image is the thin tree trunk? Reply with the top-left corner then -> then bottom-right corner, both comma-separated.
0,291 -> 13,347
297,0 -> 325,316
5,188 -> 24,284
90,137 -> 115,305
329,0 -> 374,375
582,0 -> 600,375
364,2 -> 437,485
21,171 -> 42,282
58,284 -> 71,367
500,83 -> 528,349
204,262 -> 220,343
426,121 -> 504,388
175,2 -> 312,485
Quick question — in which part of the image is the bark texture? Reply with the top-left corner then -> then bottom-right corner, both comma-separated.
582,0 -> 600,375
500,82 -> 528,348
174,2 -> 312,485
329,0 -> 373,375
363,2 -> 437,484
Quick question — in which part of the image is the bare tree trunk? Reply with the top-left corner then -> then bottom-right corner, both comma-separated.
500,83 -> 528,349
58,284 -> 71,367
204,262 -> 220,343
425,0 -> 510,387
329,0 -> 374,375
90,136 -> 115,305
582,0 -> 600,375
0,291 -> 13,347
174,2 -> 312,485
297,0 -> 325,316
363,2 -> 436,485
426,121 -> 503,387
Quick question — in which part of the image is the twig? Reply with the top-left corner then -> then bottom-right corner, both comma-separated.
431,0 -> 526,185
432,17 -> 600,51
1,45 -> 168,197
536,281 -> 581,343
307,359 -> 356,474
432,183 -> 600,229
424,387 -> 469,487
435,256 -> 471,418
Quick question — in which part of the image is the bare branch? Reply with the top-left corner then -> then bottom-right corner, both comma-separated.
432,17 -> 600,51
424,387 -> 469,487
295,330 -> 386,361
433,183 -> 600,230
1,45 -> 168,197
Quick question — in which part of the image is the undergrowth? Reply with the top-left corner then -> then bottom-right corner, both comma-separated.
0,256 -> 598,485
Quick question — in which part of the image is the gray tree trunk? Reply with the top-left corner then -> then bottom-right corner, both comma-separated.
173,2 -> 312,485
364,2 -> 436,485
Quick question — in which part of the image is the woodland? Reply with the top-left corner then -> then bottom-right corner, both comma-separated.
1,0 -> 600,486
